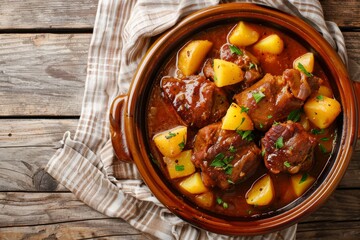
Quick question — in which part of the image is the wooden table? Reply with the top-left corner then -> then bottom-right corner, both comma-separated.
0,1 -> 359,239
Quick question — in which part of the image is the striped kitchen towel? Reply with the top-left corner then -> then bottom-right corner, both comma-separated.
46,0 -> 353,239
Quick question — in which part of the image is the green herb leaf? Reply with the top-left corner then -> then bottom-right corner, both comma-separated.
222,202 -> 229,209
299,172 -> 308,184
228,145 -> 237,153
149,153 -> 159,167
252,91 -> 266,103
241,106 -> 249,113
267,115 -> 273,119
210,153 -> 226,167
175,165 -> 185,171
311,128 -> 325,135
284,161 -> 291,168
165,132 -> 177,139
316,95 -> 324,101
249,62 -> 255,69
275,137 -> 284,149
227,179 -> 235,184
216,197 -> 223,205
320,137 -> 329,141
259,123 -> 263,128
319,143 -> 327,154
236,130 -> 253,141
261,149 -> 266,157
273,121 -> 280,126
229,45 -> 243,55
225,166 -> 233,175
287,109 -> 302,122
297,62 -> 313,77
178,141 -> 185,151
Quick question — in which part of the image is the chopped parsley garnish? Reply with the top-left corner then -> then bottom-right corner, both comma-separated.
267,115 -> 273,119
175,165 -> 185,171
261,149 -> 266,157
241,106 -> 249,113
229,45 -> 243,55
236,130 -> 254,141
287,109 -> 302,122
259,123 -> 264,128
297,62 -> 313,77
316,95 -> 324,101
216,197 -> 229,209
252,91 -> 266,103
227,179 -> 235,184
320,137 -> 329,141
319,143 -> 327,154
273,121 -> 280,126
311,128 -> 325,135
165,132 -> 177,139
149,153 -> 159,167
210,153 -> 234,175
284,161 -> 291,168
228,145 -> 237,153
178,141 -> 185,151
299,173 -> 308,184
249,62 -> 256,69
275,137 -> 284,149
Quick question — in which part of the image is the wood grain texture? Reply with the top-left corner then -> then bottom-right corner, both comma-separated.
320,0 -> 360,28
0,219 -> 145,240
0,34 -> 89,116
0,0 -> 97,29
297,221 -> 360,239
0,1 -> 358,29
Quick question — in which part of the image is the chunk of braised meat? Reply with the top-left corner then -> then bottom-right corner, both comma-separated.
202,44 -> 263,91
192,122 -> 261,190
234,69 -> 320,130
161,75 -> 229,128
261,121 -> 317,174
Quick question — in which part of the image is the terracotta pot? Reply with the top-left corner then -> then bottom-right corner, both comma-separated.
110,3 -> 359,236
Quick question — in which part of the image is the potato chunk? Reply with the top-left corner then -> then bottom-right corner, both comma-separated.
317,85 -> 333,98
246,174 -> 274,206
291,173 -> 315,197
293,52 -> 315,73
222,103 -> 254,131
195,191 -> 214,208
179,172 -> 208,194
178,40 -> 213,76
153,126 -> 187,157
213,59 -> 244,87
229,21 -> 259,47
253,34 -> 284,55
304,95 -> 341,129
163,150 -> 195,179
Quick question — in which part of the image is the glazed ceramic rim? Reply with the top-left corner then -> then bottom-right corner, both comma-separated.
123,3 -> 356,235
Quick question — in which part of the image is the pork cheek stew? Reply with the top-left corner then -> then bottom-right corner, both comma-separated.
146,21 -> 341,217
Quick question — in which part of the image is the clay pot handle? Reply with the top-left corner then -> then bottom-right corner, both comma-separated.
354,82 -> 360,139
109,95 -> 133,162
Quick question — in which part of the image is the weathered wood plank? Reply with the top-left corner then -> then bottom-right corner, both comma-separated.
0,0 -> 97,29
0,219 -> 145,240
0,34 -> 89,116
0,1 -> 357,29
320,0 -> 360,28
297,221 -> 360,239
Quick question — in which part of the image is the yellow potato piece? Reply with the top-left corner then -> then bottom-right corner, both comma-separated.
163,150 -> 195,179
195,191 -> 214,208
229,21 -> 259,47
317,85 -> 333,98
222,103 -> 254,131
246,174 -> 274,206
291,173 -> 315,197
178,40 -> 213,76
304,95 -> 341,129
213,59 -> 244,87
293,52 -> 315,73
153,126 -> 187,158
253,34 -> 284,55
179,172 -> 208,194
